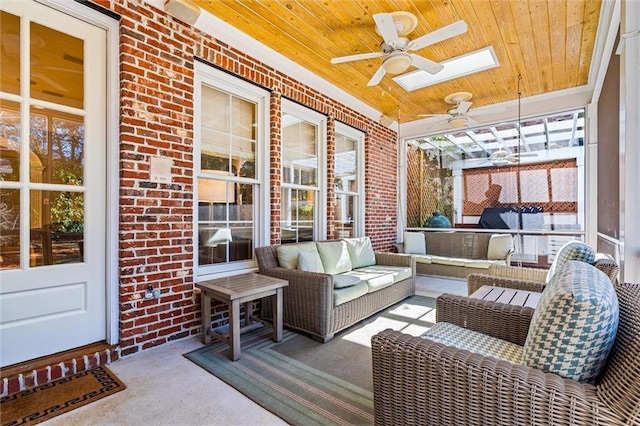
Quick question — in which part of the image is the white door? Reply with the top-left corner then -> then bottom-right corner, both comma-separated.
0,1 -> 107,366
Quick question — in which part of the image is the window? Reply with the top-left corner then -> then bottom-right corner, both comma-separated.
333,123 -> 364,239
194,63 -> 269,276
280,101 -> 326,243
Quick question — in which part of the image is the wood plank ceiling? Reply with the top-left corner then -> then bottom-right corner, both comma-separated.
194,0 -> 602,125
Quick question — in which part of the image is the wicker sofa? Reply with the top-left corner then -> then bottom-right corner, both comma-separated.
371,262 -> 640,425
397,231 -> 514,278
256,237 -> 415,342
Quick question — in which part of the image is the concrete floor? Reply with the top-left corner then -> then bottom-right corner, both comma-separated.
42,275 -> 465,426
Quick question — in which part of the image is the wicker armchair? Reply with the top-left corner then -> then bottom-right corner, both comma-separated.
371,281 -> 640,426
467,252 -> 620,295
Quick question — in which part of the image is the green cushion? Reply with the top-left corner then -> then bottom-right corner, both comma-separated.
522,261 -> 619,384
333,282 -> 368,306
276,242 -> 318,269
403,232 -> 426,255
316,241 -> 353,275
297,249 -> 324,273
332,274 -> 361,289
545,240 -> 595,284
343,236 -> 376,268
487,234 -> 513,260
342,265 -> 412,292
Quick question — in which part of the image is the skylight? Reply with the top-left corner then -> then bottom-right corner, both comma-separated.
394,46 -> 499,91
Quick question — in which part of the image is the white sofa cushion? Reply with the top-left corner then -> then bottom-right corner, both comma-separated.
343,236 -> 376,269
414,255 -> 432,264
332,274 -> 362,289
277,242 -> 318,269
297,249 -> 324,273
463,259 -> 494,269
403,232 -> 426,255
317,240 -> 353,275
343,265 -> 413,292
487,234 -> 513,260
333,282 -> 368,306
429,256 -> 466,267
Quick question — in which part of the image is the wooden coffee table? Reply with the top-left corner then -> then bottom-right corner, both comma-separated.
470,285 -> 541,308
196,273 -> 288,361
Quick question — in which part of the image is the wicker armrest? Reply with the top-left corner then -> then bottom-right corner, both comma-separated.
467,273 -> 546,295
436,294 -> 534,346
371,329 -> 615,426
488,264 -> 548,281
259,267 -> 333,335
375,252 -> 413,267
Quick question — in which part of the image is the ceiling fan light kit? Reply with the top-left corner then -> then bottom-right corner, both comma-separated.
448,116 -> 468,128
382,52 -> 412,74
330,11 -> 468,88
374,11 -> 418,37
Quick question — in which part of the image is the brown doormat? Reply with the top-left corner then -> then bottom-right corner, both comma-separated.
1,366 -> 126,426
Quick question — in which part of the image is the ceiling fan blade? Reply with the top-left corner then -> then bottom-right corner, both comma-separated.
456,101 -> 473,114
409,54 -> 444,75
331,51 -> 386,64
466,117 -> 480,127
467,104 -> 507,116
424,116 -> 450,129
33,72 -> 68,93
408,20 -> 468,51
367,65 -> 387,86
373,13 -> 399,44
42,65 -> 83,74
417,113 -> 448,118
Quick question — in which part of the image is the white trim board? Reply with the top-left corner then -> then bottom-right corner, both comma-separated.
145,0 -> 383,125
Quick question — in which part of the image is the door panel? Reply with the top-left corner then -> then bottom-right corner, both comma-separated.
0,1 -> 106,367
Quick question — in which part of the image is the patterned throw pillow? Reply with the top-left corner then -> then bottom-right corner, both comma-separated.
545,241 -> 596,284
522,260 -> 619,384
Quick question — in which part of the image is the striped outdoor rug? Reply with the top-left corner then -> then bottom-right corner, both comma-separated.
185,295 -> 436,426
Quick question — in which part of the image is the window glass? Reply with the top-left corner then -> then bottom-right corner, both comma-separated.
197,80 -> 262,272
280,106 -> 323,243
333,124 -> 364,239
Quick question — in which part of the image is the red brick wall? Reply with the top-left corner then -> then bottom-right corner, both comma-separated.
109,1 -> 398,357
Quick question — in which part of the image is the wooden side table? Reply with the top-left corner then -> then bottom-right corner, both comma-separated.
196,273 -> 288,361
470,285 -> 541,308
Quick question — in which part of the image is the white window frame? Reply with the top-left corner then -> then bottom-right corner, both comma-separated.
281,99 -> 327,241
334,122 -> 365,238
193,62 -> 270,279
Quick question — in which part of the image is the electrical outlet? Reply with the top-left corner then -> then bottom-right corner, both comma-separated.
144,286 -> 161,300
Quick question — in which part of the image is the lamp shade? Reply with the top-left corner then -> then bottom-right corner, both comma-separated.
199,177 -> 235,203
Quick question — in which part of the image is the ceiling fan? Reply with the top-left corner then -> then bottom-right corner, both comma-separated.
330,12 -> 467,87
467,148 -> 539,167
418,92 -> 506,129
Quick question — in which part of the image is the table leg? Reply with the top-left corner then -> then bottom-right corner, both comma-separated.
201,292 -> 212,344
229,299 -> 241,361
273,288 -> 283,342
245,301 -> 254,326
